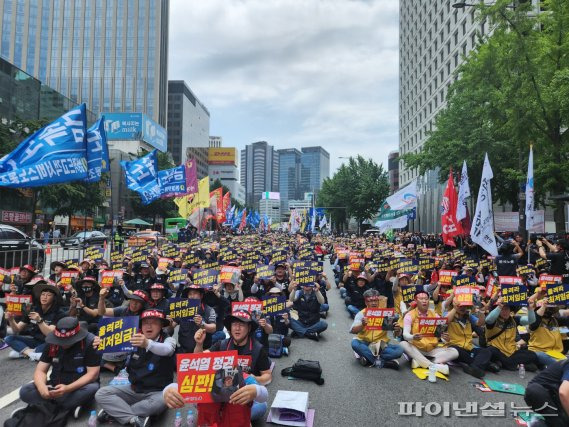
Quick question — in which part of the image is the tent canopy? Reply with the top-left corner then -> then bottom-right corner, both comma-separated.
123,218 -> 152,226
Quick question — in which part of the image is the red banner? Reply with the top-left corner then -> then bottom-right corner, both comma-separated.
6,294 -> 32,315
365,308 -> 395,331
441,170 -> 463,247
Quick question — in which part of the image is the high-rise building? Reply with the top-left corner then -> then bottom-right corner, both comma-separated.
277,148 -> 301,210
240,141 -> 279,208
388,151 -> 400,194
167,80 -> 210,175
0,0 -> 170,126
300,146 -> 330,196
209,136 -> 222,148
259,192 -> 281,224
208,147 -> 245,205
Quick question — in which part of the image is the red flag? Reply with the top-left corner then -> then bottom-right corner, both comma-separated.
239,208 -> 247,231
185,158 -> 198,194
441,170 -> 463,247
460,205 -> 471,236
221,192 -> 231,223
209,188 -> 223,223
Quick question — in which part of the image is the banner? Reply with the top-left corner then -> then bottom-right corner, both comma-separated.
219,266 -> 241,284
262,295 -> 287,316
456,160 -> 471,222
400,284 -> 416,303
100,270 -> 123,288
349,257 -> 365,271
120,150 -> 160,205
60,270 -> 79,287
185,158 -> 198,194
293,267 -> 318,285
525,146 -> 535,230
177,351 -> 240,404
441,170 -> 463,247
438,270 -> 457,286
374,205 -> 412,232
546,283 -> 569,304
418,317 -> 447,337
454,286 -> 476,306
169,268 -> 188,286
455,274 -> 476,287
499,276 -> 528,306
365,308 -> 395,331
0,104 -> 89,187
84,116 -> 109,183
397,259 -> 419,275
192,269 -> 218,289
256,265 -> 275,281
6,294 -> 32,315
97,316 -> 138,353
84,246 -> 105,261
231,301 -> 263,315
539,274 -> 562,290
385,180 -> 418,210
470,153 -> 498,256
159,165 -> 187,198
168,298 -> 200,320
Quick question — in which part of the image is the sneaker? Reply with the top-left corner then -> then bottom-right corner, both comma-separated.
290,331 -> 300,338
131,416 -> 150,427
411,359 -> 419,369
10,407 -> 26,418
359,357 -> 371,367
97,409 -> 114,423
487,362 -> 501,373
319,312 -> 327,319
9,350 -> 22,359
305,332 -> 319,342
463,365 -> 485,379
382,360 -> 400,370
28,352 -> 42,361
373,359 -> 384,368
433,363 -> 449,375
282,347 -> 289,356
73,405 -> 82,419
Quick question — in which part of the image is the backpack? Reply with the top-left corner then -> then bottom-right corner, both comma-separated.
4,401 -> 71,427
268,334 -> 284,358
281,359 -> 324,385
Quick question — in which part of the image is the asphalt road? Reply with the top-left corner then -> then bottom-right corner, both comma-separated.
0,260 -> 539,426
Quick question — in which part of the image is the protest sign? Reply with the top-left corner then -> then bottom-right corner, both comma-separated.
84,246 -> 105,261
0,267 -> 9,282
97,316 -> 138,353
220,266 -> 241,284
192,269 -> 218,289
418,317 -> 448,337
271,250 -> 288,264
454,286 -> 476,306
60,271 -> 79,287
100,270 -> 123,288
349,257 -> 365,271
364,248 -> 374,259
455,274 -> 476,287
293,267 -> 318,286
400,285 -> 416,304
546,283 -> 569,305
397,258 -> 418,275
232,301 -> 263,315
486,277 -> 498,298
516,265 -> 534,277
438,270 -> 457,286
6,294 -> 32,315
499,276 -> 528,306
365,308 -> 395,331
256,264 -> 275,281
168,298 -> 200,320
177,351 -> 240,403
418,258 -> 435,270
169,268 -> 188,286
201,261 -> 219,270
158,257 -> 172,270
539,274 -> 562,290
262,295 -> 287,316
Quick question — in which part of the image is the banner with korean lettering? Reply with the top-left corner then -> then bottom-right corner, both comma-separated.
0,104 -> 89,187
438,270 -> 457,286
349,256 -> 365,271
546,283 -> 569,305
169,268 -> 188,286
499,276 -> 528,306
455,274 -> 476,287
262,295 -> 287,316
192,269 -> 218,289
219,266 -> 241,284
168,298 -> 200,320
6,294 -> 32,315
232,301 -> 263,315
84,116 -> 110,183
539,274 -> 562,290
418,317 -> 447,337
84,246 -> 105,261
177,351 -> 240,403
120,150 -> 160,205
256,264 -> 274,281
97,316 -> 138,353
293,267 -> 318,286
60,271 -> 79,288
99,270 -> 122,288
454,286 -> 476,306
397,258 -> 419,275
365,308 -> 395,331
400,285 -> 417,304
159,165 -> 187,198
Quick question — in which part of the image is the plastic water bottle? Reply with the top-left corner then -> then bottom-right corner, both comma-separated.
186,409 -> 196,427
519,364 -> 526,379
88,410 -> 97,427
428,364 -> 437,383
174,411 -> 183,427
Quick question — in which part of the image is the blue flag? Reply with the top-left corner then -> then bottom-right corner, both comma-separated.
158,165 -> 186,198
120,150 -> 160,204
0,104 -> 88,187
84,116 -> 109,183
232,209 -> 242,230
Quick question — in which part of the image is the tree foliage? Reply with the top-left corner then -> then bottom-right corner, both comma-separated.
402,0 -> 569,229
317,155 -> 389,231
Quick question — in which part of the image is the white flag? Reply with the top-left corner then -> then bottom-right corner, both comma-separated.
525,146 -> 535,230
385,180 -> 418,210
320,215 -> 327,229
456,160 -> 471,221
470,153 -> 498,256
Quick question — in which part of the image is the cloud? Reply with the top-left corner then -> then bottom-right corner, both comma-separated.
169,0 -> 399,173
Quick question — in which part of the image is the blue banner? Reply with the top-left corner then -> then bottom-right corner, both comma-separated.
97,316 -> 138,353
0,104 -> 88,187
158,165 -> 187,198
120,150 -> 160,204
84,116 -> 110,183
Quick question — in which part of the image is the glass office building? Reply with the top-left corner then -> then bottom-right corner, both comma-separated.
0,0 -> 169,126
277,148 -> 301,210
300,146 -> 330,197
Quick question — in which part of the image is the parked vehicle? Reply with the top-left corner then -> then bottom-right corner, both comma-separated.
127,229 -> 166,247
0,224 -> 45,270
61,230 -> 109,248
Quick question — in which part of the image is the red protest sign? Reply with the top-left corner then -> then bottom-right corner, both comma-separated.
418,317 -> 447,337
438,270 -> 457,286
365,308 -> 395,331
349,257 -> 365,271
158,257 -> 173,270
453,286 -> 476,306
231,301 -> 263,315
177,351 -> 239,403
6,294 -> 32,315
219,266 -> 241,284
539,274 -> 562,290
60,271 -> 79,287
100,270 -> 123,288
486,277 -> 498,298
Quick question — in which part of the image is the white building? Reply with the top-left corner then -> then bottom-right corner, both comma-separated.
259,193 -> 281,224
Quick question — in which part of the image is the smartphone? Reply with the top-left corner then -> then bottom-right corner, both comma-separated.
47,385 -> 56,391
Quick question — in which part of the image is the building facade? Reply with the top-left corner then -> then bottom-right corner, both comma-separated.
208,147 -> 245,206
388,150 -> 400,194
300,146 -> 330,197
167,80 -> 210,175
240,141 -> 279,208
277,148 -> 301,211
0,0 -> 170,126
259,195 -> 281,224
209,136 -> 222,148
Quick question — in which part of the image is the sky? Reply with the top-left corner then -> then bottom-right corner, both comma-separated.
168,0 -> 399,174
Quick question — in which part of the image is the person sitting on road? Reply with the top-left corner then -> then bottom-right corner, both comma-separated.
399,290 -> 459,375
96,309 -> 176,426
345,273 -> 372,318
49,261 -> 66,284
350,289 -> 403,369
5,280 -> 67,361
4,264 -> 36,295
69,276 -> 105,333
289,281 -> 328,341
148,282 -> 169,312
13,316 -> 101,420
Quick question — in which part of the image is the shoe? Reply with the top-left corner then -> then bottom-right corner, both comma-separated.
487,362 -> 501,373
9,350 -> 22,359
525,363 -> 538,372
97,409 -> 114,423
382,360 -> 400,370
411,359 -> 419,369
464,365 -> 485,379
131,416 -> 150,427
282,347 -> 289,356
305,332 -> 319,342
290,331 -> 300,338
10,407 -> 26,418
373,359 -> 384,368
433,363 -> 449,375
73,405 -> 82,419
359,357 -> 371,367
319,312 -> 327,319
28,352 -> 42,361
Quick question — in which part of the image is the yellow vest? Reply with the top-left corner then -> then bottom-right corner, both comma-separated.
394,293 -> 403,317
486,317 -> 517,357
447,314 -> 474,351
528,317 -> 563,354
356,308 -> 388,343
409,308 -> 439,352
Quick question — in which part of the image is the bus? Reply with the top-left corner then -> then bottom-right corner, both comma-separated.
164,217 -> 186,240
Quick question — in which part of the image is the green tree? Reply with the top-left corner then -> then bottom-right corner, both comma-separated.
403,0 -> 569,230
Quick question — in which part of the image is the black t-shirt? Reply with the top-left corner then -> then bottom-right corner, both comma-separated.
23,305 -> 68,340
209,339 -> 271,376
496,254 -> 521,277
547,251 -> 569,277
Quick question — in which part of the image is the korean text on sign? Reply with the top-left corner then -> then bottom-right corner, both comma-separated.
6,294 -> 32,316
418,317 -> 447,337
97,316 -> 138,353
168,298 -> 200,320
365,308 -> 395,331
262,295 -> 287,316
100,270 -> 123,288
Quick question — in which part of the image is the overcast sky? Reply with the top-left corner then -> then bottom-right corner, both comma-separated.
168,0 -> 399,174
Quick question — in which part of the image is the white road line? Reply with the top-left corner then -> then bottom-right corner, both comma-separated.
0,383 -> 27,410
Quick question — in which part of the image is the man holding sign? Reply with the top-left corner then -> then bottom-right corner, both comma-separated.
350,289 -> 403,369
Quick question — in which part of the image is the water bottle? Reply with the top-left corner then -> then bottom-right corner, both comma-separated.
88,410 -> 97,427
428,364 -> 437,383
186,409 -> 196,427
519,364 -> 526,379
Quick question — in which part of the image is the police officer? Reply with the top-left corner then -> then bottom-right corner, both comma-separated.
17,316 -> 101,418
113,227 -> 124,252
96,309 -> 176,426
